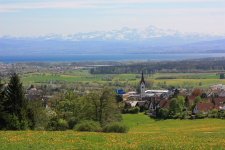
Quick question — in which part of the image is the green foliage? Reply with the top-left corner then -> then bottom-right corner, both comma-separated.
123,107 -> 140,114
5,114 -> 21,130
219,73 -> 225,79
158,108 -> 169,119
27,101 -> 50,130
57,119 -> 69,131
194,96 -> 202,104
208,109 -> 219,118
0,81 -> 5,129
85,89 -> 122,125
98,89 -> 122,125
218,110 -> 225,119
103,122 -> 129,133
2,73 -> 30,130
49,89 -> 122,130
74,120 -> 102,132
68,117 -> 78,129
169,96 -> 185,118
47,117 -> 68,131
195,112 -> 207,119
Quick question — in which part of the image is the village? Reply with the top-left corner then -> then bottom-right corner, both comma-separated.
22,71 -> 225,119
117,72 -> 225,118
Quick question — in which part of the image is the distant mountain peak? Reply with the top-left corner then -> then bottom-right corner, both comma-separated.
1,25 -> 225,42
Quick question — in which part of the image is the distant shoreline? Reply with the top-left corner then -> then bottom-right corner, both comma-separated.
1,53 -> 225,63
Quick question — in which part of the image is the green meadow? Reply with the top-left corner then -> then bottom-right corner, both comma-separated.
21,70 -> 225,88
0,114 -> 224,150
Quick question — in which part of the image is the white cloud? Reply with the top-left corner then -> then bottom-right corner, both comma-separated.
0,0 -> 224,13
0,1 -> 97,12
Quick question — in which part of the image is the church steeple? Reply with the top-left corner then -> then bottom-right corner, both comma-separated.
140,71 -> 146,98
140,71 -> 145,84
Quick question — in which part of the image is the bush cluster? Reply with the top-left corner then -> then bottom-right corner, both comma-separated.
123,107 -> 140,114
74,120 -> 102,132
103,122 -> 129,133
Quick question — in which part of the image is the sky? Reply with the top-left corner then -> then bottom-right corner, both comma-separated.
0,0 -> 225,37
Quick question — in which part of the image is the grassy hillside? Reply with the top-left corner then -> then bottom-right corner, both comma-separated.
0,114 -> 225,150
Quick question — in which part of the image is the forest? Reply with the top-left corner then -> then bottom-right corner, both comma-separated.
90,58 -> 225,74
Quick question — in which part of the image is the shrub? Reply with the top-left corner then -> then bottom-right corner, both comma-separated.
218,110 -> 225,119
195,112 -> 207,119
5,114 -> 21,130
158,108 -> 169,119
47,118 -> 68,131
57,119 -> 69,131
74,120 -> 102,132
208,109 -> 219,118
123,107 -> 140,114
20,120 -> 29,130
103,122 -> 129,133
68,117 -> 78,129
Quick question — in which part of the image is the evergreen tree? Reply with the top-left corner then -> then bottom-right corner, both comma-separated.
220,73 -> 225,79
184,96 -> 190,110
0,80 -> 5,129
4,73 -> 29,130
99,89 -> 122,125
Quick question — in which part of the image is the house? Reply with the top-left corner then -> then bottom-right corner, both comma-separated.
212,97 -> 225,110
193,102 -> 214,114
210,84 -> 225,92
26,86 -> 43,101
218,91 -> 225,97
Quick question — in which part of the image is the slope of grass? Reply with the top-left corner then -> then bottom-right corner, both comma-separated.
0,114 -> 225,150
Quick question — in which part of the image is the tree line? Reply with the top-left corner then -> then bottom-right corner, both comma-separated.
90,58 -> 225,74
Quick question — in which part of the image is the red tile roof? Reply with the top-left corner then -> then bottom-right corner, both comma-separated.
159,100 -> 171,109
196,102 -> 214,112
213,97 -> 225,106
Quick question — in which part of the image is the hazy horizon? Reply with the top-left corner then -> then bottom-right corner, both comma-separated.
0,0 -> 225,37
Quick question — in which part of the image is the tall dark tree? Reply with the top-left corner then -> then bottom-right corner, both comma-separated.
0,80 -> 5,129
184,96 -> 190,110
99,89 -> 122,125
220,73 -> 225,79
4,73 -> 29,130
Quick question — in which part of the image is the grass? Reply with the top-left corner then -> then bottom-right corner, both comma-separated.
0,114 -> 225,150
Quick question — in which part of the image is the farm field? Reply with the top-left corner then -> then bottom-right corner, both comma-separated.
0,114 -> 225,150
20,70 -> 225,89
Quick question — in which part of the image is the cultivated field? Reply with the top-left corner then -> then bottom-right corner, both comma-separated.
21,70 -> 225,89
0,114 -> 225,150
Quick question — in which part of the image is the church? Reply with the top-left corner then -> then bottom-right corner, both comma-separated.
140,71 -> 146,98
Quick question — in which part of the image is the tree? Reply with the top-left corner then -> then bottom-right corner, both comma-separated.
220,73 -> 225,79
4,73 -> 29,130
169,96 -> 185,118
98,89 -> 122,125
192,88 -> 202,97
27,100 -> 50,130
0,80 -> 6,129
184,96 -> 190,110
194,96 -> 202,104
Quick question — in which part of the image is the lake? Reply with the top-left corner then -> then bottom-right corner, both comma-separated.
1,53 -> 225,63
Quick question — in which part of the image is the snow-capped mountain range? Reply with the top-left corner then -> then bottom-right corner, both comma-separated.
1,25 -> 225,56
27,25 -> 225,42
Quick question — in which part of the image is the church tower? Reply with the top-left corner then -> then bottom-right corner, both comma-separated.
140,71 -> 146,98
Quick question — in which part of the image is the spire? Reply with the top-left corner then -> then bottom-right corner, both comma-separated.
140,71 -> 145,84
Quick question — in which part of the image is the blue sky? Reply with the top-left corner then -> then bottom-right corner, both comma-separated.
0,0 -> 225,36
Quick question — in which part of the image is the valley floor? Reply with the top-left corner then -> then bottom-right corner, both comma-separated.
0,114 -> 225,150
